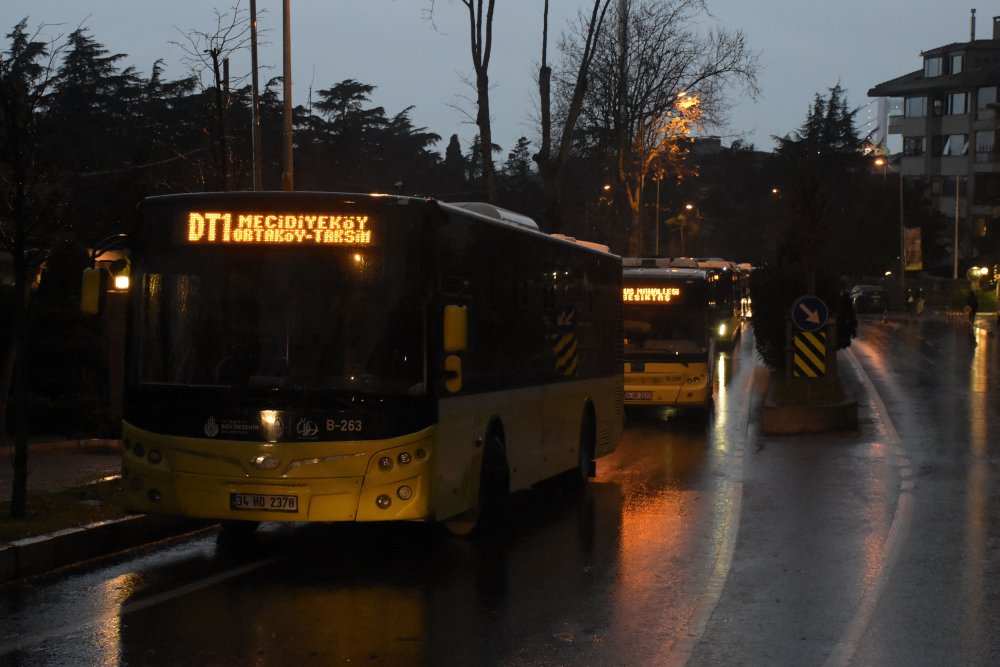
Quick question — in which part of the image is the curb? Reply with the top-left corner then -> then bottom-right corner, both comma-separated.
0,514 -> 213,585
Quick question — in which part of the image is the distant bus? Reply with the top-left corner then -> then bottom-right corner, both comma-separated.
102,192 -> 623,535
621,260 -> 715,409
692,258 -> 743,348
735,263 -> 753,320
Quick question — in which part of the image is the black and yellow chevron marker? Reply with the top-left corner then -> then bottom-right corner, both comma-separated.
549,332 -> 579,376
792,330 -> 826,378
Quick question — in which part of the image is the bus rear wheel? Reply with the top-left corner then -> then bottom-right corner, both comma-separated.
570,409 -> 597,489
443,433 -> 509,537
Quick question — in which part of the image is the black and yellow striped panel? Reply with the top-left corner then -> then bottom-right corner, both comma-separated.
792,330 -> 826,378
549,332 -> 579,376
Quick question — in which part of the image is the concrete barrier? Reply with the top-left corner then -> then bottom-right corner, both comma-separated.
761,373 -> 859,435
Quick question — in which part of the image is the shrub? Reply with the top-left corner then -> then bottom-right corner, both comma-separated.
750,260 -> 846,371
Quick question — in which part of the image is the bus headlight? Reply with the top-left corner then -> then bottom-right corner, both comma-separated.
379,456 -> 393,471
718,323 -> 727,337
376,494 -> 392,509
398,452 -> 412,465
397,486 -> 413,500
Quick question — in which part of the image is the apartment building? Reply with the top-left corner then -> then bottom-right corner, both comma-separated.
868,10 -> 1000,266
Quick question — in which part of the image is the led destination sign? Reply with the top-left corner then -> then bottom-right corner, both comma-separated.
186,211 -> 373,246
623,286 -> 682,303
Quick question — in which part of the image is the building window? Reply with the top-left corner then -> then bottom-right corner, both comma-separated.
974,173 -> 1000,205
941,175 -> 965,195
887,97 -> 903,117
975,130 -> 997,162
930,176 -> 943,196
940,134 -> 969,156
946,92 -> 969,115
905,97 -> 926,117
903,136 -> 925,156
978,86 -> 998,119
950,54 -> 964,74
924,56 -> 943,77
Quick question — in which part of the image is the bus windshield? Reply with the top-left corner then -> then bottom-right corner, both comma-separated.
133,210 -> 426,397
624,305 -> 708,356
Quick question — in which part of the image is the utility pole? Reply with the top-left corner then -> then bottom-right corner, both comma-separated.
899,170 -> 905,304
281,0 -> 294,191
953,177 -> 960,280
250,0 -> 263,190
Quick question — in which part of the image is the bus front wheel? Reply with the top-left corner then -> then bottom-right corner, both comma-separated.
443,433 -> 509,537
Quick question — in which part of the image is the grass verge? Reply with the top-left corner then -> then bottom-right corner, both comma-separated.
0,480 -> 132,544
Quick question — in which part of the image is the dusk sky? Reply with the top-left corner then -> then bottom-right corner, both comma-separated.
0,1 -> 983,156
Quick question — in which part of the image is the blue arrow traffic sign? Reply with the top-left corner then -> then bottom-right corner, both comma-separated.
791,295 -> 828,332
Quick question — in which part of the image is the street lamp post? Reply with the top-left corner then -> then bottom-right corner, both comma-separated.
654,174 -> 662,256
679,203 -> 699,256
876,156 -> 905,305
899,167 -> 905,303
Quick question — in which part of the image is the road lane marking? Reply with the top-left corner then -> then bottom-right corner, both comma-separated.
822,347 -> 914,667
664,359 -> 756,666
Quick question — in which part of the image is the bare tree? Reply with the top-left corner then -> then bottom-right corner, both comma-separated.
558,0 -> 759,254
174,1 -> 255,190
534,0 -> 612,234
426,0 -> 498,203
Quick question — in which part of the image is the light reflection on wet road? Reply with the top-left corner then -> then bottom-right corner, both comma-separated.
4,315 -> 1000,665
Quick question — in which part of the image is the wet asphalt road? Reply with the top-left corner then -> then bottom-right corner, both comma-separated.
3,315 -> 1000,666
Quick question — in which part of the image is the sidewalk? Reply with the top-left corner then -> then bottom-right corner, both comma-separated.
0,439 -> 122,495
1,439 -> 209,584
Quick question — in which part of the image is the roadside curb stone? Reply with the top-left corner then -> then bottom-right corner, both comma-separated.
0,514 -> 213,584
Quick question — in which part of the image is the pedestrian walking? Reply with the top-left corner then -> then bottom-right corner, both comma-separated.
966,288 -> 979,344
916,288 -> 925,315
906,288 -> 914,314
966,288 -> 978,324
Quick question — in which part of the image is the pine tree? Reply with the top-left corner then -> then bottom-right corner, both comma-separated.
443,134 -> 467,192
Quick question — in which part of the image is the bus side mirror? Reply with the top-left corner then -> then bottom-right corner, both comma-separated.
443,305 -> 467,393
443,305 -> 467,352
81,267 -> 109,315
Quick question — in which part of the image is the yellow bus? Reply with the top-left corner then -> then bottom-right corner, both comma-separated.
622,259 -> 715,410
107,192 -> 623,535
693,258 -> 743,348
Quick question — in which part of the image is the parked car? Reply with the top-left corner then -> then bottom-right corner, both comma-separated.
850,284 -> 888,313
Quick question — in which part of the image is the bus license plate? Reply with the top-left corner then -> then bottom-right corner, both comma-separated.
230,493 -> 298,513
625,391 -> 653,400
